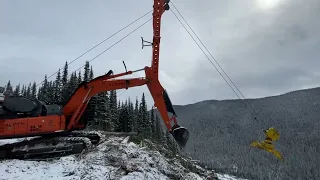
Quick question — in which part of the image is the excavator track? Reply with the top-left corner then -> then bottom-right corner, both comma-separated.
0,131 -> 105,160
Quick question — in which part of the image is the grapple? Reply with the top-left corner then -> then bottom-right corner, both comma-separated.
171,125 -> 189,148
162,89 -> 190,147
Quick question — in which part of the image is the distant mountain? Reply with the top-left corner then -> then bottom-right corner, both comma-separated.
158,87 -> 320,180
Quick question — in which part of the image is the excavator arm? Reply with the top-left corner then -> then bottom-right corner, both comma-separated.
63,66 -> 189,147
62,0 -> 189,147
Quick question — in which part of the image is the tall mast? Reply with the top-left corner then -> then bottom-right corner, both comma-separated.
144,0 -> 170,79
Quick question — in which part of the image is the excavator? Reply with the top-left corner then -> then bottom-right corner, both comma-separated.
0,0 -> 189,160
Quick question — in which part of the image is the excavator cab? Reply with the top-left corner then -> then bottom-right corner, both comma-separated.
163,89 -> 189,148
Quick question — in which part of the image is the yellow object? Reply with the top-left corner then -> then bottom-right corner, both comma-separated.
250,127 -> 283,160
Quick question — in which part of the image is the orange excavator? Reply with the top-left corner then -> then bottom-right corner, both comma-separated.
0,0 -> 189,160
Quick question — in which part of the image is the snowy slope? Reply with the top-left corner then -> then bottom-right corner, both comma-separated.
0,136 -> 247,180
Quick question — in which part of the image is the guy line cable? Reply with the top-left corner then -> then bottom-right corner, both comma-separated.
36,10 -> 153,87
170,1 -> 265,123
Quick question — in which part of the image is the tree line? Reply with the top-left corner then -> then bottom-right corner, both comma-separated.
2,61 -> 179,151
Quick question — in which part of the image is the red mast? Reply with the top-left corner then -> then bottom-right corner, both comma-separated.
142,0 -> 170,79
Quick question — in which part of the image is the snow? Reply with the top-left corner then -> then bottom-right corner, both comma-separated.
0,136 -> 246,180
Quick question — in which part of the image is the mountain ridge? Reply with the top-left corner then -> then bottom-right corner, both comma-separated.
155,85 -> 320,180
172,86 -> 320,107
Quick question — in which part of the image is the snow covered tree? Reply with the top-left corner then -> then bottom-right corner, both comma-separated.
83,61 -> 90,82
118,101 -> 129,132
95,91 -> 109,130
109,90 -> 119,131
46,81 -> 55,104
77,70 -> 82,85
4,80 -> 13,96
61,62 -> 69,104
89,66 -> 94,80
83,62 -> 97,124
150,107 -> 156,139
133,98 -> 139,132
13,83 -> 20,96
26,83 -> 31,97
21,85 -> 25,96
127,98 -> 134,132
155,114 -> 164,142
31,82 -> 37,97
139,93 -> 151,138
38,75 -> 49,103
54,69 -> 62,104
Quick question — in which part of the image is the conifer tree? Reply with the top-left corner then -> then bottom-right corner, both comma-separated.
38,75 -> 49,103
83,61 -> 90,82
89,66 -> 94,80
21,85 -> 26,96
127,98 -> 134,132
47,81 -> 55,104
26,83 -> 31,97
54,69 -> 61,104
139,93 -> 151,137
77,70 -> 82,85
68,72 -> 78,94
84,62 -> 97,124
133,98 -> 139,132
150,107 -> 156,138
96,91 -> 108,130
31,82 -> 37,97
13,84 -> 20,96
61,62 -> 69,104
103,91 -> 113,131
109,90 -> 119,131
4,80 -> 13,96
155,114 -> 164,142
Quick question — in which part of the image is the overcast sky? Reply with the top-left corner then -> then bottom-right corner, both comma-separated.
1,0 -> 319,107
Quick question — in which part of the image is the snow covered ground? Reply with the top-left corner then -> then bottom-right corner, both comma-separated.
0,136 -> 247,180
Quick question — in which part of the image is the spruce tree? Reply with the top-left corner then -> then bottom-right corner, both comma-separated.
150,107 -> 156,139
155,114 -> 163,142
83,61 -> 90,82
21,85 -> 26,96
26,83 -> 31,97
38,75 -> 49,103
115,100 -> 121,131
121,100 -> 129,132
31,82 -> 37,97
68,72 -> 78,94
61,62 -> 69,104
84,62 -> 97,124
103,91 -> 113,131
118,102 -> 125,132
89,66 -> 94,80
140,93 -> 151,137
47,81 -> 55,104
4,80 -> 13,96
13,84 -> 20,96
109,90 -> 119,131
77,70 -> 82,85
127,98 -> 134,132
54,69 -> 62,104
133,98 -> 139,132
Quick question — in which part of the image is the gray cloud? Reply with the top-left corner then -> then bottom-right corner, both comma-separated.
1,0 -> 320,107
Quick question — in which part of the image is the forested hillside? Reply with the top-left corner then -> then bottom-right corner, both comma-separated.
1,61 -> 180,154
164,87 -> 320,180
